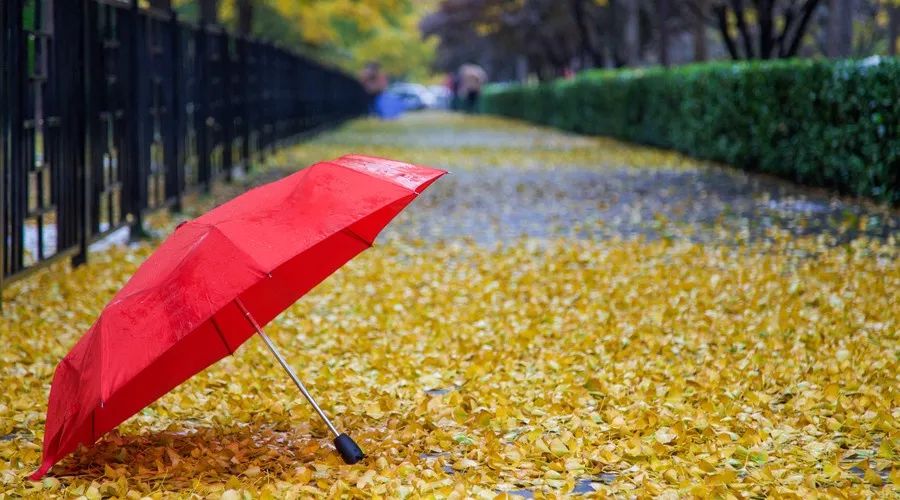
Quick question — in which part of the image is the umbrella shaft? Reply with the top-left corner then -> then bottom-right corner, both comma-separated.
235,299 -> 341,438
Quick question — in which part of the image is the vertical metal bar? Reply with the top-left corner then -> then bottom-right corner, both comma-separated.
127,0 -> 147,240
86,0 -> 102,237
7,0 -> 25,276
221,32 -> 232,183
73,0 -> 91,266
170,10 -> 183,212
195,25 -> 210,191
0,0 -> 369,300
239,37 -> 250,172
233,298 -> 340,438
0,0 -> 9,300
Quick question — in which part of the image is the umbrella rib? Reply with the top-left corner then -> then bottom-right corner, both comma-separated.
326,162 -> 418,195
210,317 -> 233,355
342,228 -> 373,248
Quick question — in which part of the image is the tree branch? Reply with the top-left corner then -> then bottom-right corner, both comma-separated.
756,0 -> 775,58
569,0 -> 604,67
714,4 -> 741,59
775,3 -> 797,57
729,0 -> 755,58
785,0 -> 822,57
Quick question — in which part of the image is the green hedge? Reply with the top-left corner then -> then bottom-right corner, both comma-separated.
481,58 -> 900,204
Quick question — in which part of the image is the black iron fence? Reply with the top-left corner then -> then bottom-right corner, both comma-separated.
1,0 -> 368,291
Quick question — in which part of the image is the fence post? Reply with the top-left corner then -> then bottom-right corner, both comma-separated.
222,31 -> 233,183
3,0 -> 25,284
258,43 -> 268,163
73,0 -> 91,266
170,11 -> 183,212
196,26 -> 210,192
239,37 -> 251,173
0,0 -> 11,300
0,1 -> 368,301
127,0 -> 148,241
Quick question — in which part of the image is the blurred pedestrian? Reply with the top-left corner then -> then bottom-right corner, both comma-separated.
445,72 -> 461,111
360,62 -> 388,115
458,63 -> 487,113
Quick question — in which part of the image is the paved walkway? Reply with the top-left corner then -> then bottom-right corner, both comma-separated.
277,112 -> 898,247
3,112 -> 896,499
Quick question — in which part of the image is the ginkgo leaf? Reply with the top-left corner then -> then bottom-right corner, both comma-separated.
1,112 -> 896,498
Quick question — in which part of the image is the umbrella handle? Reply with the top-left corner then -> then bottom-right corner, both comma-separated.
235,298 -> 365,465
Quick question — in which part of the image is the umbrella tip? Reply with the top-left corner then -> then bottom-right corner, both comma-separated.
28,463 -> 50,481
334,433 -> 365,465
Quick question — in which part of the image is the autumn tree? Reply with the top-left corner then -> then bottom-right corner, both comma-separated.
423,0 -> 663,78
422,0 -> 585,80
687,0 -> 824,59
270,0 -> 436,79
174,0 -> 435,79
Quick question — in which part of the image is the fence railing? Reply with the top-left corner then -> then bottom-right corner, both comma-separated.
1,0 -> 368,292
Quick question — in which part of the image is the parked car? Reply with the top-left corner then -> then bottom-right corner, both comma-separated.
386,83 -> 437,111
427,85 -> 453,109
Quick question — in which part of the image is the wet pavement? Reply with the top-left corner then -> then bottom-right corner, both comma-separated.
269,112 -> 900,248
277,113 -> 898,497
6,112 -> 896,498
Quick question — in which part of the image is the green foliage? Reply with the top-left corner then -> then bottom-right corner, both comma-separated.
173,0 -> 436,80
481,58 -> 900,204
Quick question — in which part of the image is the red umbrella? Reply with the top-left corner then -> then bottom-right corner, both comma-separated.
30,155 -> 446,479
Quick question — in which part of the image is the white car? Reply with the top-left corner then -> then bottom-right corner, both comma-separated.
427,85 -> 453,109
386,83 -> 437,110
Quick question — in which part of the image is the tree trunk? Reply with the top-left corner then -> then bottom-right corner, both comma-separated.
827,0 -> 838,56
539,33 -> 568,76
731,0 -> 755,58
570,0 -> 603,68
828,0 -> 854,57
784,0 -> 822,57
625,0 -> 641,65
516,55 -> 529,82
199,0 -> 218,25
890,4 -> 899,56
839,0 -> 854,57
758,0 -> 774,58
714,4 -> 741,59
657,0 -> 670,66
692,0 -> 708,61
237,0 -> 253,36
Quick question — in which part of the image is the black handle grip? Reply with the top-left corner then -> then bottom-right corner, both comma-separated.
334,433 -> 364,464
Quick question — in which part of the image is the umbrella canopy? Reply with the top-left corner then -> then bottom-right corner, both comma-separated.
31,155 -> 446,479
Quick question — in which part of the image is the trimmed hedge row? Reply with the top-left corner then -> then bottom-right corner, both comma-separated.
481,58 -> 900,204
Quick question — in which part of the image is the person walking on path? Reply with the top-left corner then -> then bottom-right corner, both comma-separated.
445,72 -> 461,111
458,63 -> 487,113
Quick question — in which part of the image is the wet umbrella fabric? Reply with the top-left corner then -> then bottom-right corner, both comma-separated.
30,155 -> 446,479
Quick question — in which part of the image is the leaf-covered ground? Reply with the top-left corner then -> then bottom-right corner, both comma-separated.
1,112 -> 898,498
